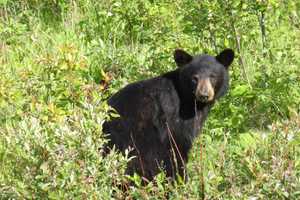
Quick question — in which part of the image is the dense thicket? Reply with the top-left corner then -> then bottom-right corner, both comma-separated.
0,1 -> 299,199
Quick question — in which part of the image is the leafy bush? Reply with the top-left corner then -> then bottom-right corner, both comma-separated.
0,0 -> 299,199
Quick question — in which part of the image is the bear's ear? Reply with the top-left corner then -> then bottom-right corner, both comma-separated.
216,49 -> 234,68
174,49 -> 193,67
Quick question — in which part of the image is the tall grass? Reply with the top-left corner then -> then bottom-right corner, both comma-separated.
0,0 -> 299,199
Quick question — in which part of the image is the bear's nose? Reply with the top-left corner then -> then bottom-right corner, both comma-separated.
198,93 -> 209,102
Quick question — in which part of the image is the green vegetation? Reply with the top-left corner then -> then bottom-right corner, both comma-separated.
0,0 -> 299,199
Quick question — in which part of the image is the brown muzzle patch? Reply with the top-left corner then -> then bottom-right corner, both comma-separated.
196,78 -> 215,103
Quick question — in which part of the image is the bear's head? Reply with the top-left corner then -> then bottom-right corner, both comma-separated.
174,49 -> 234,104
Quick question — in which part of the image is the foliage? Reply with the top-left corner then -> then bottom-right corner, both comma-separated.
0,0 -> 299,199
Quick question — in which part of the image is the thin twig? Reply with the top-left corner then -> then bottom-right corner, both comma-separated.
165,122 -> 186,179
130,133 -> 147,184
229,10 -> 252,88
195,101 -> 205,200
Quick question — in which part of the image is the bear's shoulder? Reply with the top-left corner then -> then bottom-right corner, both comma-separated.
108,70 -> 179,116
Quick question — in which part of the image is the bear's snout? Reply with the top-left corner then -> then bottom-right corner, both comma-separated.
196,78 -> 214,103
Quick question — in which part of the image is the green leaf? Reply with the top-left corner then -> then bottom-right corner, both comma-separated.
231,84 -> 251,97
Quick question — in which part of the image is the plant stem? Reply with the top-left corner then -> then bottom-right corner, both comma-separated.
229,11 -> 251,87
259,10 -> 267,58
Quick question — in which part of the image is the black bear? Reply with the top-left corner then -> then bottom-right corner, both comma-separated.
102,48 -> 234,183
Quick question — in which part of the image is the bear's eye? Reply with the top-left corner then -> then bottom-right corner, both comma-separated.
210,74 -> 217,79
192,76 -> 198,85
209,74 -> 217,85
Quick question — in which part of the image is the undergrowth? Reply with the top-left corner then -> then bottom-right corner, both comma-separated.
0,0 -> 299,199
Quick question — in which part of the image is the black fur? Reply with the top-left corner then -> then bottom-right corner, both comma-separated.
102,49 -> 234,182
